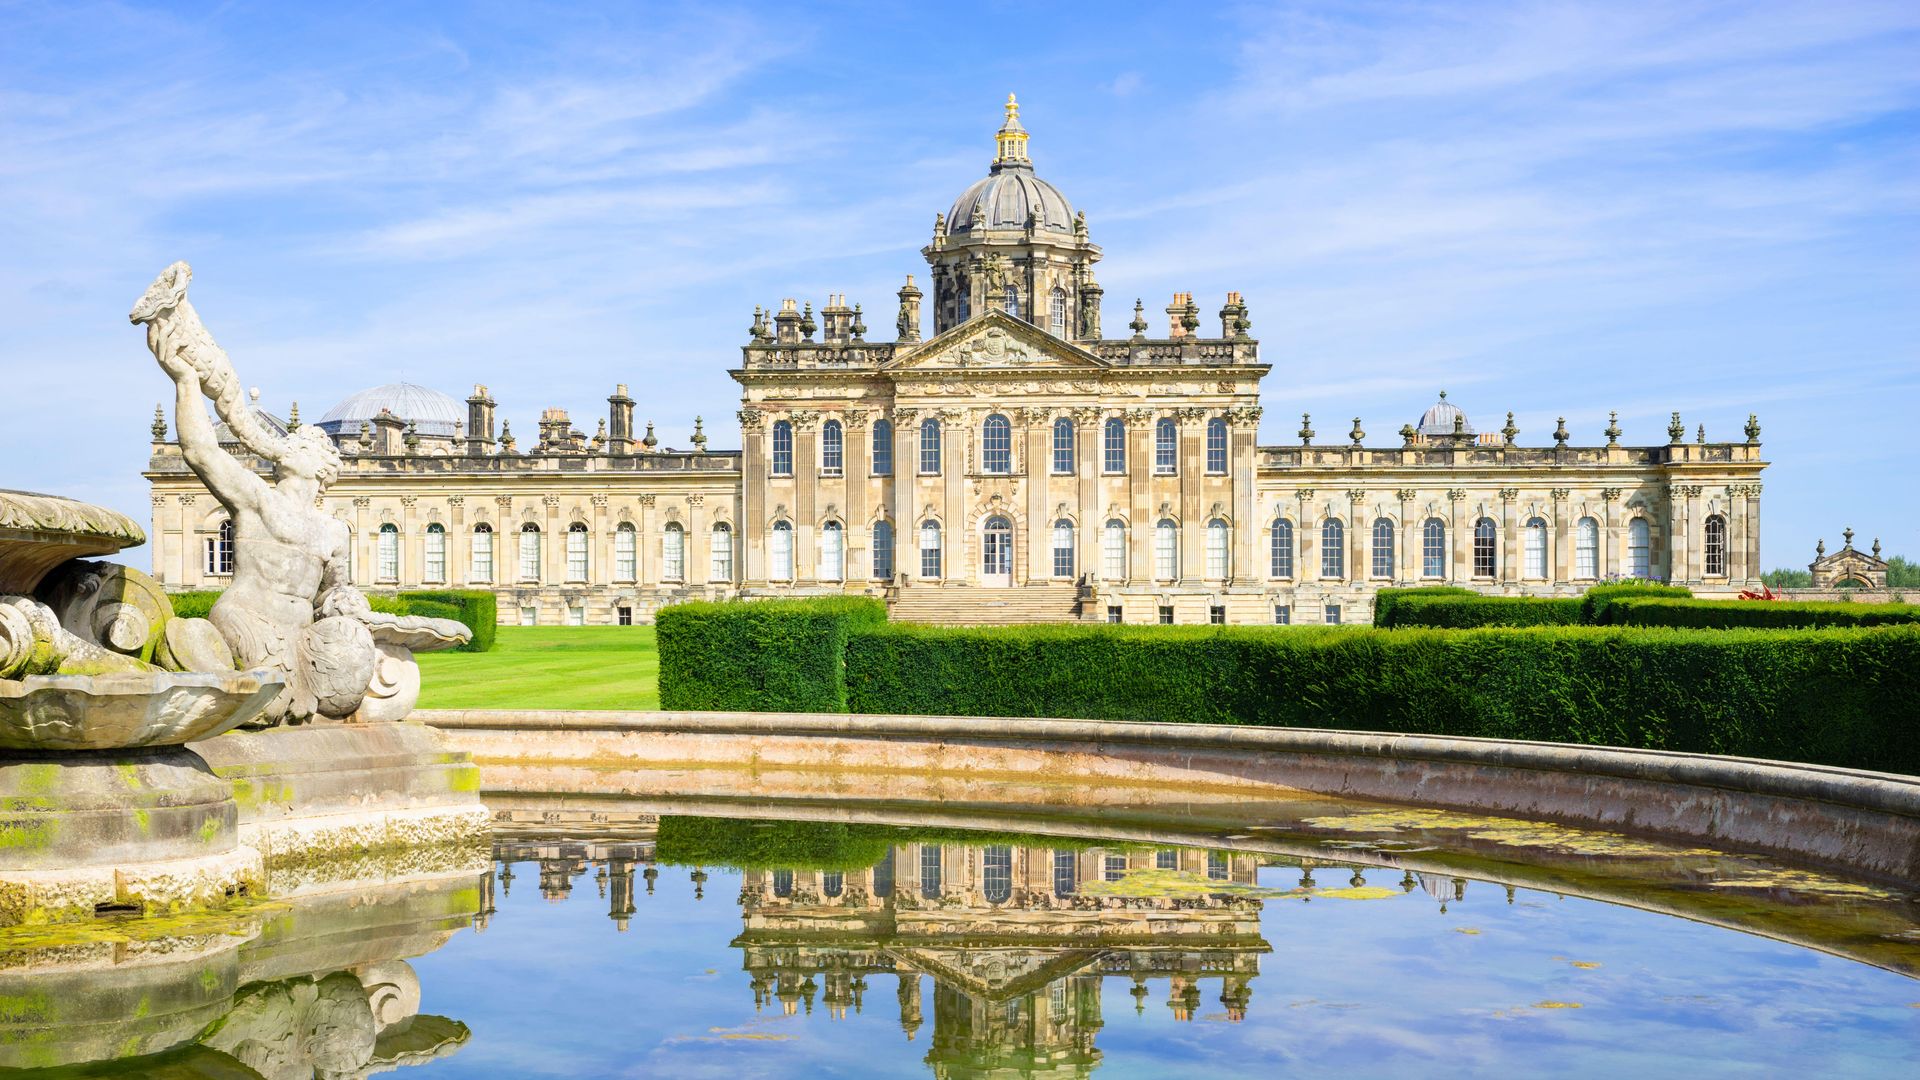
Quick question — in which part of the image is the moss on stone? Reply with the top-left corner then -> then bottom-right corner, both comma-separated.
0,820 -> 53,851
447,767 -> 480,794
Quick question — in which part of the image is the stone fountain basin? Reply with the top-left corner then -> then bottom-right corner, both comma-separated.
0,669 -> 282,751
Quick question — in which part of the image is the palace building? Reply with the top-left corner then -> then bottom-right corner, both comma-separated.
144,96 -> 1769,626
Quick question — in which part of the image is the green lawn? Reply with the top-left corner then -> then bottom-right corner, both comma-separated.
414,626 -> 659,710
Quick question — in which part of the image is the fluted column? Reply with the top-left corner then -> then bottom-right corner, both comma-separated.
739,409 -> 768,586
792,411 -> 819,583
846,412 -> 871,585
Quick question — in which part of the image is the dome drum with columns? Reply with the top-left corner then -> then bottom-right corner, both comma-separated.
145,96 -> 1768,627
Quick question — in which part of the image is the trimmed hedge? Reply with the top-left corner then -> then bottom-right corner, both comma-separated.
841,622 -> 1920,773
1610,597 -> 1920,630
1377,594 -> 1581,628
656,597 -> 888,712
167,587 -> 497,651
168,591 -> 222,620
398,590 -> 498,652
1372,586 -> 1473,627
1581,582 -> 1693,625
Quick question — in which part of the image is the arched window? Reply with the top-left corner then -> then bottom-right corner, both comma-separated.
982,515 -> 1012,577
615,521 -> 637,581
1205,518 -> 1231,578
1371,518 -> 1395,579
1004,285 -> 1020,319
1704,515 -> 1727,576
872,419 -> 893,476
822,871 -> 843,899
1051,417 -> 1074,474
376,523 -> 399,582
919,520 -> 942,578
1049,287 -> 1068,336
1155,519 -> 1179,580
1422,518 -> 1446,578
1102,519 -> 1127,580
1523,517 -> 1548,578
770,521 -> 794,581
872,519 -> 894,580
1270,518 -> 1294,578
661,522 -> 684,582
1628,517 -> 1651,578
981,414 -> 1012,474
1053,850 -> 1076,897
709,522 -> 732,582
1154,418 -> 1177,475
1473,518 -> 1497,577
205,519 -> 235,576
1575,517 -> 1599,579
820,521 -> 844,580
1320,518 -> 1345,579
1206,417 -> 1229,475
424,523 -> 446,583
771,419 -> 793,477
470,523 -> 493,584
1052,519 -> 1075,578
919,417 -> 942,475
518,523 -> 541,583
983,846 -> 1013,904
820,419 -> 843,474
1103,417 -> 1126,473
920,846 -> 942,899
566,522 -> 589,581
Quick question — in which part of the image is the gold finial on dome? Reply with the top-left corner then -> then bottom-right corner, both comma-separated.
994,92 -> 1029,166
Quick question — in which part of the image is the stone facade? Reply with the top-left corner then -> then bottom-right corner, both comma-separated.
145,96 -> 1768,625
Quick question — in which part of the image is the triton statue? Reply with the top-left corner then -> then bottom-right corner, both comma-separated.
133,261 -> 466,724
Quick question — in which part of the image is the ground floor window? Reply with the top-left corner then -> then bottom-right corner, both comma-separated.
1106,605 -> 1122,623
1156,849 -> 1179,870
1157,605 -> 1174,625
204,519 -> 234,576
1208,852 -> 1228,880
566,605 -> 584,626
1209,605 -> 1226,624
1274,604 -> 1290,624
617,605 -> 632,626
1104,854 -> 1128,882
520,605 -> 537,626
1324,603 -> 1342,625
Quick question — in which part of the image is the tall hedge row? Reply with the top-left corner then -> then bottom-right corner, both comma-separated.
1580,582 -> 1694,624
1372,586 -> 1474,627
1610,597 -> 1920,630
167,588 -> 498,651
841,623 -> 1920,772
1377,594 -> 1582,628
656,597 -> 888,712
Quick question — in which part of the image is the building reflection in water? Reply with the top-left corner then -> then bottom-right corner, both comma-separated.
497,834 -> 1284,1078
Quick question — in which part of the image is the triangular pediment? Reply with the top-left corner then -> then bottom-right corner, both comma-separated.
884,946 -> 1109,1002
884,310 -> 1109,373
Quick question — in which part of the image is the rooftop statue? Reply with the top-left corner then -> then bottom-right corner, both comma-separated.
132,261 -> 467,724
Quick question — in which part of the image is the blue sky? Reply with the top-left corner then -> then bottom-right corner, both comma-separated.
4,1 -> 1916,568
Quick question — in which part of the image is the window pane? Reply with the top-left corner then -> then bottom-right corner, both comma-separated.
1206,519 -> 1229,578
1053,851 -> 1076,897
710,524 -> 732,582
983,846 -> 1012,904
1103,418 -> 1125,473
471,526 -> 493,584
377,525 -> 398,582
820,522 -> 844,580
872,419 -> 893,475
1422,519 -> 1446,578
872,520 -> 894,580
1049,289 -> 1068,336
920,419 -> 941,474
425,525 -> 445,583
1206,418 -> 1228,474
1052,417 -> 1074,474
1474,519 -> 1497,577
1155,520 -> 1178,579
920,521 -> 942,578
982,415 -> 1011,474
772,420 -> 793,476
662,524 -> 684,581
821,420 -> 843,473
1524,517 -> 1547,578
1575,517 -> 1599,578
616,524 -> 637,581
1155,419 -> 1177,474
1372,518 -> 1394,579
1629,518 -> 1651,578
519,526 -> 541,582
567,524 -> 589,581
920,846 -> 942,899
1705,516 -> 1727,576
1052,520 -> 1074,578
1270,519 -> 1293,578
1320,519 -> 1345,579
771,522 -> 794,580
1102,520 -> 1126,580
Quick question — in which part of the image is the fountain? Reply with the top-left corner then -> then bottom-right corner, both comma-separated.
0,262 -> 487,928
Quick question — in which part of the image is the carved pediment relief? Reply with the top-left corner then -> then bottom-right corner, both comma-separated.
884,310 -> 1108,374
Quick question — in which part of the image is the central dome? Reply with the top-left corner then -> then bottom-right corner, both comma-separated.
944,94 -> 1077,238
317,382 -> 464,439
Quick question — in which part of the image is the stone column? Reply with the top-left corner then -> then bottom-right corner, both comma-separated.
1230,409 -> 1260,586
1744,484 -> 1762,586
1499,489 -> 1518,586
739,409 -> 768,585
1022,409 -> 1048,582
1551,489 -> 1570,586
1075,408 -> 1100,582
941,409 -> 965,582
793,411 -> 819,583
1178,410 -> 1204,585
1598,489 -> 1619,579
846,412 -> 870,586
543,496 -> 563,585
449,495 -> 468,584
1128,410 -> 1153,581
591,495 -> 611,586
638,495 -> 657,589
351,497 -> 371,587
1297,491 -> 1317,584
687,494 -> 707,587
892,409 -> 918,582
1345,491 -> 1365,584
1666,485 -> 1690,584
1396,491 -> 1415,582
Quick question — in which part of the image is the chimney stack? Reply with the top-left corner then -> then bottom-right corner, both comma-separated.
465,384 -> 496,456
607,384 -> 635,455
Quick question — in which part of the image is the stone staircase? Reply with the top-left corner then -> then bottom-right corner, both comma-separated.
888,584 -> 1086,625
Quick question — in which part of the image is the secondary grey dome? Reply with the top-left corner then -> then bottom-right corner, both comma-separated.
1416,391 -> 1473,436
317,383 -> 464,439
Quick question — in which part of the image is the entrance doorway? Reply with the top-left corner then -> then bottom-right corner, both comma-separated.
981,516 -> 1013,587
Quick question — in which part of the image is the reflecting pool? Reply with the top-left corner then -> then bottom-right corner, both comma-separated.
3,795 -> 1917,1078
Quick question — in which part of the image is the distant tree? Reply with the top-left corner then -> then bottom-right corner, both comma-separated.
1762,567 -> 1812,588
1888,555 -> 1920,588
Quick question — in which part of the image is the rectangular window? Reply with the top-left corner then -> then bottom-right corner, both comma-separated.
566,605 -> 585,627
617,606 -> 633,626
566,528 -> 588,581
920,524 -> 942,579
1273,604 -> 1291,625
1102,523 -> 1126,580
1206,420 -> 1228,474
661,527 -> 684,582
470,529 -> 493,584
1053,851 -> 1076,896
1106,605 -> 1123,624
1103,854 -> 1127,882
771,422 -> 793,477
1422,523 -> 1446,578
424,528 -> 445,583
1052,523 -> 1074,578
920,422 -> 941,475
1156,849 -> 1179,870
1103,420 -> 1126,473
518,530 -> 540,583
872,521 -> 894,581
1324,603 -> 1342,625
1154,421 -> 1177,475
710,526 -> 733,582
872,422 -> 894,476
1052,421 -> 1075,474
1209,605 -> 1226,625
1157,605 -> 1174,625
520,605 -> 537,626
920,846 -> 942,899
1207,852 -> 1228,880
615,527 -> 637,582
